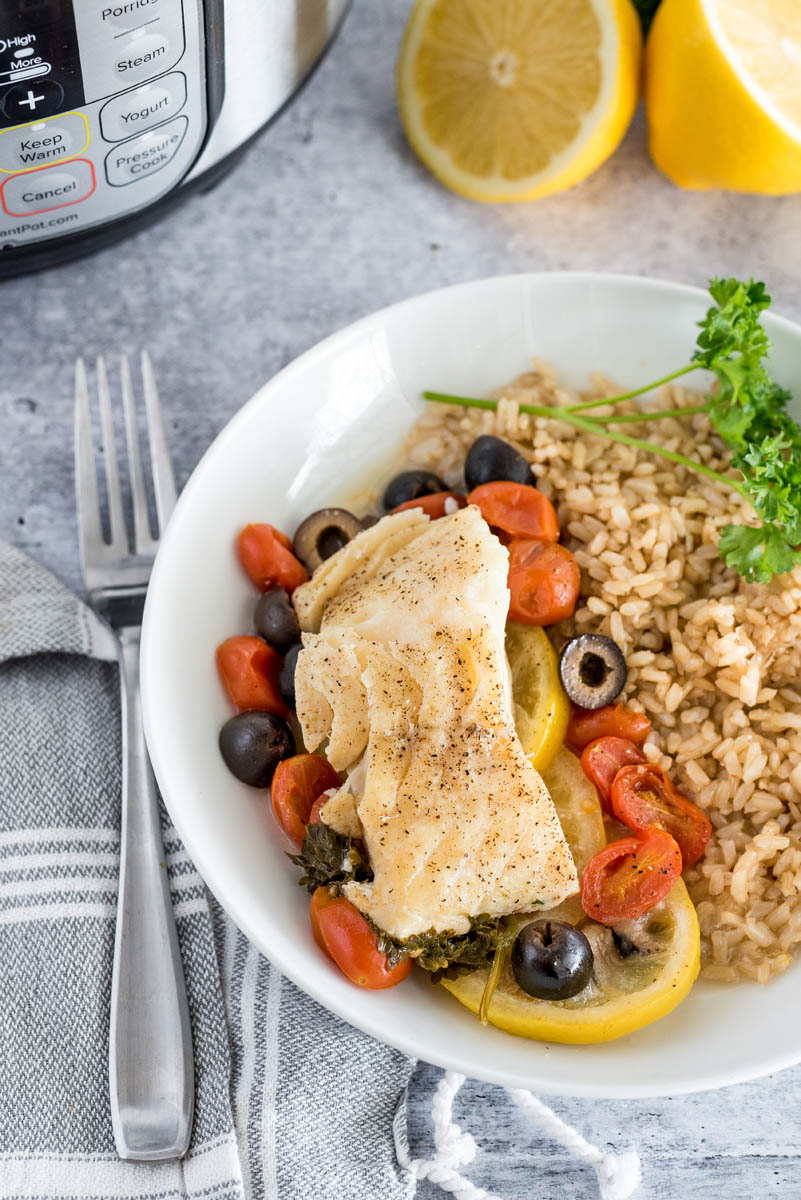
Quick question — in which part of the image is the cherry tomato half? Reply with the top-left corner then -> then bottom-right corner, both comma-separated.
581,828 -> 682,924
216,635 -> 288,717
580,737 -> 646,811
271,753 -> 342,846
391,491 -> 467,519
566,703 -> 652,753
467,481 -> 560,542
309,887 -> 412,989
507,539 -> 580,625
610,763 -> 712,867
237,523 -> 308,594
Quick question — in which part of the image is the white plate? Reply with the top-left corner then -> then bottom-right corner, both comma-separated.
141,272 -> 801,1098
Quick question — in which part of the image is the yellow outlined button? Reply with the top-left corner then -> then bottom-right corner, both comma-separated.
0,112 -> 89,174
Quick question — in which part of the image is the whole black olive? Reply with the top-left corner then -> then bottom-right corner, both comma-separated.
279,642 -> 302,708
293,508 -> 363,574
383,469 -> 446,511
464,435 -> 534,490
254,587 -> 300,653
558,634 -> 628,709
219,711 -> 295,787
511,919 -> 593,1000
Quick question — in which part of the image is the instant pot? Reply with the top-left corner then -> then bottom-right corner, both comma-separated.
0,0 -> 350,276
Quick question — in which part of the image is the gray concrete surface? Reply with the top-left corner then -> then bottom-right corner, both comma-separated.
3,1 -> 801,1195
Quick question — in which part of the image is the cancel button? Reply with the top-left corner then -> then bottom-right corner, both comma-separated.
105,115 -> 187,187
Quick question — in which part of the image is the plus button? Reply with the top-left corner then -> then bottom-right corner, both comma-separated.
18,89 -> 45,111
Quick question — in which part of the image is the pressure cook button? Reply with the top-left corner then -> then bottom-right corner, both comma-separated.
1,79 -> 64,122
113,33 -> 169,83
100,72 -> 186,142
0,113 -> 89,173
104,115 -> 187,186
0,159 -> 95,216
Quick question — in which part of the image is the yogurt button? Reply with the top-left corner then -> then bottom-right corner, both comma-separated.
100,73 -> 186,141
113,33 -> 169,83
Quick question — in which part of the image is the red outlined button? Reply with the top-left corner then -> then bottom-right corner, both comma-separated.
0,158 -> 95,216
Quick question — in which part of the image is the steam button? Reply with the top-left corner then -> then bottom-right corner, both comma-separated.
113,33 -> 169,84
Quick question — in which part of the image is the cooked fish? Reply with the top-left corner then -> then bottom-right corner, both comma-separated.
292,505 -> 577,940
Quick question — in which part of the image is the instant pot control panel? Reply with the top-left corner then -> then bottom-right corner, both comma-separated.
0,0 -> 208,247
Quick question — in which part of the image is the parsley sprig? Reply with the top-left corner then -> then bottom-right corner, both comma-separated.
424,277 -> 801,583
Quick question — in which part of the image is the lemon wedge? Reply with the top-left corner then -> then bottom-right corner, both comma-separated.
396,0 -> 642,201
507,624 -> 569,772
646,0 -> 801,192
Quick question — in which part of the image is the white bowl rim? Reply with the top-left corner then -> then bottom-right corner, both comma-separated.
142,270 -> 801,1098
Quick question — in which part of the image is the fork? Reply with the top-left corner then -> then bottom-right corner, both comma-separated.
74,353 -> 194,1162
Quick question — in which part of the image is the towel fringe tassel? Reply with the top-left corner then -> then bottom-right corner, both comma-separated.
395,1070 -> 642,1200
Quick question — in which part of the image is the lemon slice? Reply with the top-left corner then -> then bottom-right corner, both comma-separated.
443,879 -> 700,1043
396,0 -> 642,201
646,0 -> 801,192
441,742 -> 700,1042
507,624 -> 569,771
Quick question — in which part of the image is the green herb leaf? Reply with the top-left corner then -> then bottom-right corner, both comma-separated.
374,913 -> 503,977
289,822 -> 371,894
425,275 -> 801,584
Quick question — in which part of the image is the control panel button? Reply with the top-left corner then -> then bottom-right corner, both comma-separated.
104,115 -> 187,186
113,32 -> 169,84
101,0 -> 167,32
100,73 -> 186,142
1,79 -> 64,122
0,113 -> 89,173
0,159 -> 96,216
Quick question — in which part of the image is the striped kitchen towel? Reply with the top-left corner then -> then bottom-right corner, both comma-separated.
0,540 -> 415,1200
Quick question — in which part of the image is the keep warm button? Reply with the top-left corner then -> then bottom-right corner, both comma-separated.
105,116 -> 187,187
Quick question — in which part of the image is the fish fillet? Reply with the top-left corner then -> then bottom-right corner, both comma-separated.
293,505 -> 577,940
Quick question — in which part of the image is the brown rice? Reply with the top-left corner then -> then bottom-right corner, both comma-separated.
403,364 -> 801,985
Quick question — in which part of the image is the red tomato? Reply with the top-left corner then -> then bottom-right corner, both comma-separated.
610,764 -> 712,867
391,491 -> 466,519
309,888 -> 412,989
237,523 -> 308,593
580,737 -> 647,811
581,829 -> 682,924
216,636 -> 288,717
507,539 -> 580,625
566,703 -> 652,753
271,754 -> 341,846
307,795 -> 327,826
467,481 -> 560,541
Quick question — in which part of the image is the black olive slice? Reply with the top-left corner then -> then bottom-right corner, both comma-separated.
511,919 -> 594,1001
558,634 -> 627,709
464,435 -> 534,490
382,469 -> 446,511
293,508 -> 363,574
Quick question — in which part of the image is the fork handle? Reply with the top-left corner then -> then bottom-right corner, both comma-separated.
108,629 -> 194,1161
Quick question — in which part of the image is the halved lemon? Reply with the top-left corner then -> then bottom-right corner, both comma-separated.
396,0 -> 642,201
646,0 -> 801,192
507,624 -> 569,772
442,743 -> 700,1042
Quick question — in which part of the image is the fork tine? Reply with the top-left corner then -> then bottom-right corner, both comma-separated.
141,350 -> 177,534
96,355 -> 128,553
120,355 -> 154,555
74,357 -> 105,572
